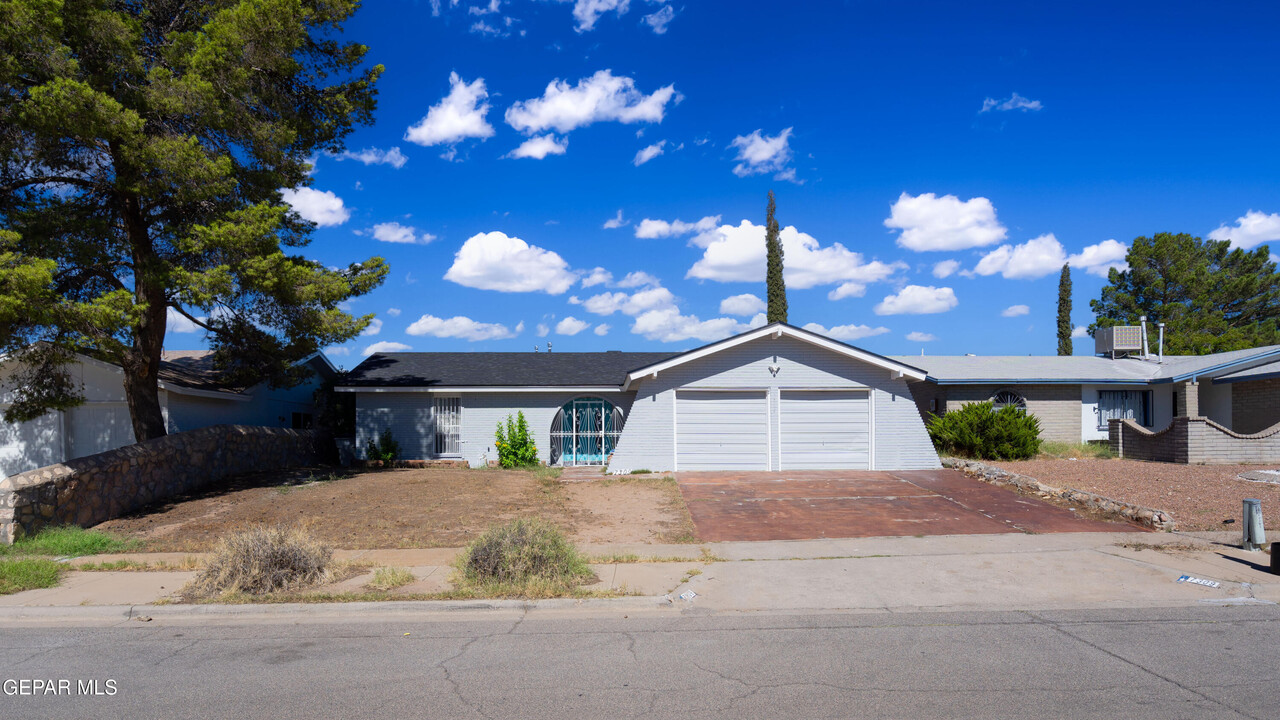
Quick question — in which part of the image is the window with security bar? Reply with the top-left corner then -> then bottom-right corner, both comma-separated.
1097,390 -> 1151,430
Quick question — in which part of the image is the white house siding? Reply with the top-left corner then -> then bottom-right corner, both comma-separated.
355,391 -> 637,467
609,335 -> 939,471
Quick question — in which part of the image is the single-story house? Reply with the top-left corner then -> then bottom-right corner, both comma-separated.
339,322 -> 941,471
0,350 -> 337,480
898,344 -> 1280,444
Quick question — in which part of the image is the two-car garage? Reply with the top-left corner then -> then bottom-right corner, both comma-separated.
674,388 -> 871,471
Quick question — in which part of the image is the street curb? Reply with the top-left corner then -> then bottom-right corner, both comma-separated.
0,596 -> 676,623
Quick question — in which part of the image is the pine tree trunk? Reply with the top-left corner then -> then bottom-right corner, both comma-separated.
121,187 -> 169,442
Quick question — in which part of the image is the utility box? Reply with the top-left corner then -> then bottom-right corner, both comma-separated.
1095,326 -> 1144,357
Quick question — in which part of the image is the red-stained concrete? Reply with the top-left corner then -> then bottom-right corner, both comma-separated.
676,469 -> 1146,542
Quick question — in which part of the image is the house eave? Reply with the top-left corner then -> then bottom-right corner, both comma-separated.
334,385 -> 626,394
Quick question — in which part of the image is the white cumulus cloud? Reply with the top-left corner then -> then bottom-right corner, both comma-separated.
602,210 -> 627,229
885,192 -> 1006,252
1001,304 -> 1030,317
980,92 -> 1043,113
387,308 -> 401,317
536,323 -> 550,337
569,0 -> 628,31
580,267 -> 613,287
634,140 -> 666,166
1209,211 -> 1280,251
505,70 -> 677,135
336,146 -> 408,168
166,307 -> 204,334
1071,326 -> 1090,339
634,215 -> 720,240
974,233 -> 1067,280
1068,239 -> 1129,277
719,293 -> 766,316
405,73 -> 495,154
372,221 -> 435,245
594,323 -> 610,336
444,231 -> 576,293
631,308 -> 766,342
406,314 -> 519,341
801,322 -> 891,341
874,285 -> 958,315
643,4 -> 674,33
932,259 -> 961,278
281,187 -> 350,227
905,331 -> 937,342
555,316 -> 591,335
363,341 -> 411,356
687,220 -> 906,291
729,128 -> 795,180
360,318 -> 383,337
616,270 -> 661,288
580,286 -> 676,316
507,134 -> 568,159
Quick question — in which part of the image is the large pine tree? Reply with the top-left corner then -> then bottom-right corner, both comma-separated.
0,1 -> 388,440
1090,232 -> 1280,354
765,191 -> 788,323
1057,264 -> 1073,355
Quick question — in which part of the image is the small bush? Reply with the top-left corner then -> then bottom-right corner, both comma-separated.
0,557 -> 63,595
927,401 -> 1042,460
368,566 -> 415,591
1,526 -> 135,557
495,411 -> 538,468
184,525 -> 332,598
365,429 -> 400,466
456,518 -> 590,596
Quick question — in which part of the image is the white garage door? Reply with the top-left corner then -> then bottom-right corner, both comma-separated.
676,391 -> 768,471
779,390 -> 870,470
66,403 -> 135,461
0,411 -> 63,480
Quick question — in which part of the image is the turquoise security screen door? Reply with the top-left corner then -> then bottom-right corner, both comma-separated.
552,398 -> 621,466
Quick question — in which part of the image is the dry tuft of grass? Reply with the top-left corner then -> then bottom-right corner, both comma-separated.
182,525 -> 332,600
1038,441 -> 1114,460
367,566 -> 415,591
454,518 -> 592,598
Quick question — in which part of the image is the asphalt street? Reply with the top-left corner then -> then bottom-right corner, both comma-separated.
2,603 -> 1278,719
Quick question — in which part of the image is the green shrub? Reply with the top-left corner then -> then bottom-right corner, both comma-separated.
927,401 -> 1042,460
456,518 -> 590,596
183,525 -> 332,598
365,429 -> 400,466
0,557 -> 63,595
495,411 -> 538,468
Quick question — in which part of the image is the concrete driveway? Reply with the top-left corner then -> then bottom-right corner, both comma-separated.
676,469 -> 1145,542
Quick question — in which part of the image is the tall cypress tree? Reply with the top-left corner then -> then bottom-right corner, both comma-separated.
1057,264 -> 1073,355
765,191 -> 788,323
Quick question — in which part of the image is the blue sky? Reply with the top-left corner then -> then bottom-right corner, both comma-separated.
166,0 -> 1280,364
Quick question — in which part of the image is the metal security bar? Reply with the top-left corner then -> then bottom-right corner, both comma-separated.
433,396 -> 461,456
549,398 -> 624,466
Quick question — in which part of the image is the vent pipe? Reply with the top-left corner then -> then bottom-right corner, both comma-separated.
1157,323 -> 1165,362
1139,316 -> 1149,358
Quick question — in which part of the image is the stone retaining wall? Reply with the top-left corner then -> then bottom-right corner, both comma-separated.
0,425 -> 321,544
1109,416 -> 1280,464
942,457 -> 1175,531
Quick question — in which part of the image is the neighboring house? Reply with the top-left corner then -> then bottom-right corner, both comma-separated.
897,345 -> 1280,444
0,350 -> 337,480
339,323 -> 940,471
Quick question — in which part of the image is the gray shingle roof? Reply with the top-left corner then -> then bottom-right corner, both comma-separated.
892,344 -> 1280,384
341,352 -> 681,388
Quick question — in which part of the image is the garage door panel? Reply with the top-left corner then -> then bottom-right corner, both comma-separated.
677,391 -> 768,471
780,390 -> 870,470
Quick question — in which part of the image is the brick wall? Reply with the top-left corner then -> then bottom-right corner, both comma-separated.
1232,378 -> 1280,434
1111,416 -> 1280,464
943,384 -> 1082,443
0,425 -> 321,544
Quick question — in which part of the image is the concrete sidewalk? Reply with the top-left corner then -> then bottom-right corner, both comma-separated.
0,532 -> 1275,617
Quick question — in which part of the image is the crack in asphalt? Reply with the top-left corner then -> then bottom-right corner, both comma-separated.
1024,610 -> 1265,720
433,610 -> 528,719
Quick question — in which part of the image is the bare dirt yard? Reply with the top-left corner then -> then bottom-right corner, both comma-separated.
988,458 -> 1280,532
95,467 -> 697,552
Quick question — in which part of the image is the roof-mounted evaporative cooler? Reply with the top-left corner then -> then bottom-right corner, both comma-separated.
1094,325 -> 1145,359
